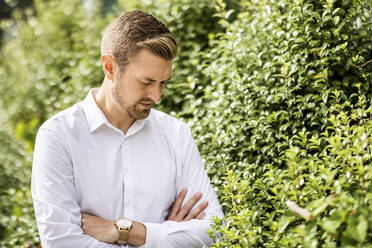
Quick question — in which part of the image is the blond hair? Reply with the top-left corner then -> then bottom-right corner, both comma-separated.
101,10 -> 178,68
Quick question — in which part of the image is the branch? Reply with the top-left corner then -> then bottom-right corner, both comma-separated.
355,59 -> 372,69
286,200 -> 315,220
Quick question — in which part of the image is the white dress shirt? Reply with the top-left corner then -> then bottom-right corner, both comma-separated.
31,88 -> 223,248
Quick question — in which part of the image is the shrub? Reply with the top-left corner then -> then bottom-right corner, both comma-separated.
0,112 -> 38,247
209,89 -> 371,247
0,0 -> 108,149
189,0 -> 371,246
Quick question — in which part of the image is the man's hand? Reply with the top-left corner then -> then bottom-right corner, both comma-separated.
81,213 -> 118,243
167,188 -> 208,222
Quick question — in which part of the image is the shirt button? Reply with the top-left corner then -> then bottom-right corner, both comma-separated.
126,200 -> 132,206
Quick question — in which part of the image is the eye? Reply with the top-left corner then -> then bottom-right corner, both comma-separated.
140,81 -> 151,86
160,80 -> 169,86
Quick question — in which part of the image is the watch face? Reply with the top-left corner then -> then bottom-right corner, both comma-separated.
116,218 -> 132,228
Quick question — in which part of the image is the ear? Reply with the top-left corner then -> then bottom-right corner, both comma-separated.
101,55 -> 116,81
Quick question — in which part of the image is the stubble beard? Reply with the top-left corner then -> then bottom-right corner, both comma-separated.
111,81 -> 151,120
128,102 -> 151,120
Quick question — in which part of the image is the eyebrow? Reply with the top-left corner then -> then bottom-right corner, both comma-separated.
143,76 -> 172,83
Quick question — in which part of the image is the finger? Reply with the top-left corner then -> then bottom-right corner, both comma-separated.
81,214 -> 86,232
168,188 -> 187,220
195,212 -> 206,220
176,192 -> 202,221
81,214 -> 86,224
184,201 -> 208,221
169,188 -> 187,218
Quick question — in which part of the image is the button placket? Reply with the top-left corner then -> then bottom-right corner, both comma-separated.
126,142 -> 134,219
123,167 -> 129,176
120,137 -> 127,217
121,136 -> 133,218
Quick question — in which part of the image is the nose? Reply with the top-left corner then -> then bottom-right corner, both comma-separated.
146,83 -> 164,103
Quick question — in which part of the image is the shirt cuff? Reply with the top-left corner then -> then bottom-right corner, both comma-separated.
142,222 -> 168,248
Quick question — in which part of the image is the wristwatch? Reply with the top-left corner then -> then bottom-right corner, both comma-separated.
115,218 -> 133,245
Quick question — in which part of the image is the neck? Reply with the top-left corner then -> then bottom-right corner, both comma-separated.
94,79 -> 134,134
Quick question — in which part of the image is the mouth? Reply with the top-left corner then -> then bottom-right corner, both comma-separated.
139,102 -> 153,109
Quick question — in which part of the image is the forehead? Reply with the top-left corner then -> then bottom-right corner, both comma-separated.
126,49 -> 173,80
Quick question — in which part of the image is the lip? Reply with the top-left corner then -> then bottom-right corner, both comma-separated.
140,103 -> 153,109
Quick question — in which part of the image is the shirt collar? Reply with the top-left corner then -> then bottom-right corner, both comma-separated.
81,88 -> 106,133
126,116 -> 148,137
81,88 -> 150,135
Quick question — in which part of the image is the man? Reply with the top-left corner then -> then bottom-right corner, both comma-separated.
31,10 -> 223,247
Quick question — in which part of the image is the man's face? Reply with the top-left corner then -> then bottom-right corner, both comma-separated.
110,49 -> 172,120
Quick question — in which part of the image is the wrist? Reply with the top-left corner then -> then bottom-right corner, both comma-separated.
111,220 -> 120,243
128,221 -> 146,246
115,218 -> 132,245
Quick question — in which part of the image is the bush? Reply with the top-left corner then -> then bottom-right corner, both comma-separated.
190,0 -> 371,246
208,89 -> 371,247
0,112 -> 38,247
0,0 -> 108,148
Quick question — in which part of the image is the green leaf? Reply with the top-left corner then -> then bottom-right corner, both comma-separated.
356,216 -> 368,242
311,198 -> 329,216
278,214 -> 295,234
343,215 -> 368,242
333,16 -> 340,25
320,217 -> 342,234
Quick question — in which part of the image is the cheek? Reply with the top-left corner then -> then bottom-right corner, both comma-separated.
131,84 -> 147,100
116,75 -> 146,102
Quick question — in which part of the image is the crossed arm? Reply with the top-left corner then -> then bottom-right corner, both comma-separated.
32,126 -> 223,247
81,188 -> 208,246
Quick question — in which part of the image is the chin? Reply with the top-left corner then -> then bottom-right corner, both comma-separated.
130,108 -> 151,120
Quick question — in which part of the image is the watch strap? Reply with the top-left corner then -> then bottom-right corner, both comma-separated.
117,227 -> 130,245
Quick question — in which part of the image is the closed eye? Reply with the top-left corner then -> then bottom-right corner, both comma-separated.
140,81 -> 151,86
141,77 -> 172,86
140,80 -> 170,86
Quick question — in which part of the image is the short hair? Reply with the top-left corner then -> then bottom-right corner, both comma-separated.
101,10 -> 178,68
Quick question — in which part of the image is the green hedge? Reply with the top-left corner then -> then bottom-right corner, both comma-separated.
0,112 -> 38,247
0,0 -> 370,246
190,0 -> 371,246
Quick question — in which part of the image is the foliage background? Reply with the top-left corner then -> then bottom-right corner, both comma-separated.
0,0 -> 370,247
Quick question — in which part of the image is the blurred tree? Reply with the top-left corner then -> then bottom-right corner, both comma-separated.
0,0 -> 34,44
0,0 -> 34,19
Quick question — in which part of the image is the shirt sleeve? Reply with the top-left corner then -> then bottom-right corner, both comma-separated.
141,124 -> 224,248
31,128 -> 122,248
